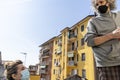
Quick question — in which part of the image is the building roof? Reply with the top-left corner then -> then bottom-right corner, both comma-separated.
39,37 -> 56,47
39,15 -> 94,47
71,15 -> 94,29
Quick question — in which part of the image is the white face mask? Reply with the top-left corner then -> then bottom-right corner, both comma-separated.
21,69 -> 30,80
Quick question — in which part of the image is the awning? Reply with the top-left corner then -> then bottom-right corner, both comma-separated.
40,65 -> 46,68
68,53 -> 74,57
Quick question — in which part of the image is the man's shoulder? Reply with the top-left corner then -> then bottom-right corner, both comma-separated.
89,16 -> 99,23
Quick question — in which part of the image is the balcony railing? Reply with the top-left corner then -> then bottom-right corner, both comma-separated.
54,62 -> 60,67
67,46 -> 77,52
40,70 -> 46,74
40,61 -> 49,66
67,51 -> 75,57
57,49 -> 62,54
29,69 -> 36,72
43,48 -> 49,53
68,34 -> 77,41
41,53 -> 50,58
40,65 -> 46,69
58,40 -> 62,46
41,78 -> 46,80
68,61 -> 77,66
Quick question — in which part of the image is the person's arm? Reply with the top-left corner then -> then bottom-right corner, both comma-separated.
94,33 -> 113,46
94,28 -> 120,46
85,19 -> 120,47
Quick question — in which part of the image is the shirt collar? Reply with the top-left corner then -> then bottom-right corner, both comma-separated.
97,11 -> 112,17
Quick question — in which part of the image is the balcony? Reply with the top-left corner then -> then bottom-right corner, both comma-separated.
43,48 -> 49,53
54,62 -> 60,67
58,40 -> 62,46
41,52 -> 50,58
55,47 -> 62,55
67,46 -> 77,52
56,49 -> 62,55
68,61 -> 77,66
68,34 -> 77,42
67,51 -> 76,57
40,61 -> 49,66
40,70 -> 46,74
41,78 -> 46,80
29,68 -> 37,72
40,65 -> 46,69
68,52 -> 74,58
29,66 -> 37,72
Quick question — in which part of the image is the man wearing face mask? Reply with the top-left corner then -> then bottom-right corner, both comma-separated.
84,0 -> 120,80
6,60 -> 30,80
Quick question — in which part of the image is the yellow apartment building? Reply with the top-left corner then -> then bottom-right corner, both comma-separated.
51,15 -> 95,80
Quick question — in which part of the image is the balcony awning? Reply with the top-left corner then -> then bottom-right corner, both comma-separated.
57,50 -> 61,54
68,53 -> 74,57
40,65 -> 46,68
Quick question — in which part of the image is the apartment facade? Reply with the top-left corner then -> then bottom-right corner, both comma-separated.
29,64 -> 39,75
51,15 -> 95,80
39,37 -> 56,80
39,15 -> 95,80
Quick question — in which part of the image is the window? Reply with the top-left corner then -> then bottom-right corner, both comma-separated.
68,57 -> 71,61
77,28 -> 78,34
53,69 -> 55,74
55,40 -> 57,45
81,25 -> 84,32
76,40 -> 78,48
77,41 -> 78,47
81,38 -> 84,46
63,63 -> 65,69
77,54 -> 79,61
59,58 -> 60,62
68,56 -> 74,61
72,57 -> 74,61
74,29 -> 78,36
81,53 -> 85,61
54,59 -> 56,64
82,69 -> 86,78
64,33 -> 66,44
72,42 -> 75,50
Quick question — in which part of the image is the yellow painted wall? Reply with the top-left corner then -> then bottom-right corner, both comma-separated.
65,16 -> 95,80
51,16 -> 95,80
30,75 -> 40,80
51,37 -> 62,80
77,16 -> 95,80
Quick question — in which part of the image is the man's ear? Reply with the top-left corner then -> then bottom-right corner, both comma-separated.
12,74 -> 17,79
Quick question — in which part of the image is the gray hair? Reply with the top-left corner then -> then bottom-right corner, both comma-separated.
91,0 -> 116,11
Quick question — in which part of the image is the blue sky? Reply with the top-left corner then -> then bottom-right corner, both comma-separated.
0,0 -> 120,67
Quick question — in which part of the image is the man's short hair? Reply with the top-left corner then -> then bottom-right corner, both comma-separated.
6,60 -> 23,80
